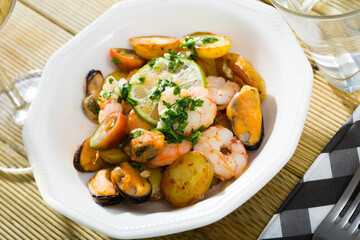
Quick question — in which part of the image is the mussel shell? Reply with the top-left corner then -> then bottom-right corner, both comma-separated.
84,70 -> 104,98
91,195 -> 123,206
73,137 -> 106,172
245,118 -> 264,150
81,95 -> 99,123
226,85 -> 263,150
111,162 -> 152,204
88,169 -> 123,206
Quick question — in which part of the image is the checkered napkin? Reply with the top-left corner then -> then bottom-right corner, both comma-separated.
259,106 -> 360,240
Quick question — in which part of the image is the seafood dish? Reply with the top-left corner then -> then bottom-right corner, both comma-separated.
74,32 -> 266,208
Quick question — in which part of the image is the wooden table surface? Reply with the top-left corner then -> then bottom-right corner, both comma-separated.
1,0 -> 360,239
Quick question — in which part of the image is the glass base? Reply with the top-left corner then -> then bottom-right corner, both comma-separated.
0,70 -> 42,173
323,71 -> 360,93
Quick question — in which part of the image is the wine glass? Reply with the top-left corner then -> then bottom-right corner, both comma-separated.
0,0 -> 42,173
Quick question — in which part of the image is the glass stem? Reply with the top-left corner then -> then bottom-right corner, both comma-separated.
0,64 -> 26,109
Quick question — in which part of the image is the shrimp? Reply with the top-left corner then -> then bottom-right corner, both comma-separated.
194,125 -> 248,180
98,99 -> 123,123
145,140 -> 192,168
206,76 -> 240,110
98,77 -> 128,123
158,86 -> 217,135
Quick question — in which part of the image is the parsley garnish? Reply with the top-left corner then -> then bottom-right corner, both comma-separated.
103,91 -> 112,100
139,76 -> 146,84
148,57 -> 159,68
226,59 -> 231,67
120,130 -> 144,148
179,36 -> 218,55
154,96 -> 204,145
108,78 -> 114,84
100,82 -> 138,106
111,57 -> 122,65
119,83 -> 138,106
201,36 -> 218,44
149,78 -> 180,101
129,162 -> 143,169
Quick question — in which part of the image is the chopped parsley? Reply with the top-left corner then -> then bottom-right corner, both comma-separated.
167,51 -> 185,73
149,51 -> 197,73
120,130 -> 144,148
129,162 -> 143,169
202,36 -> 218,44
108,77 -> 114,84
179,36 -> 218,55
226,59 -> 231,67
148,57 -> 159,68
102,91 -> 112,100
154,96 -> 204,146
149,78 -> 180,101
138,76 -> 146,84
99,82 -> 138,106
111,56 -> 122,65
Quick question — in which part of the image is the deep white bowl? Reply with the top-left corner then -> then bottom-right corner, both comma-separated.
23,0 -> 313,238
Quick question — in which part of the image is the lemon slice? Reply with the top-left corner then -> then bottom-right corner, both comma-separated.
129,58 -> 206,125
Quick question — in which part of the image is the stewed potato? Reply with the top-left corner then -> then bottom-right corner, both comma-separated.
161,152 -> 214,208
179,32 -> 231,59
129,36 -> 180,60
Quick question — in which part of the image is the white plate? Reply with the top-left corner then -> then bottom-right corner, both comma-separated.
23,0 -> 313,238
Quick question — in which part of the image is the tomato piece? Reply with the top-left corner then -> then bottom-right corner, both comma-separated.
90,111 -> 127,150
109,48 -> 146,71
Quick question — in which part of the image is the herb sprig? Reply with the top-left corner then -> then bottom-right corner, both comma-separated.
154,96 -> 205,147
179,36 -> 218,55
149,78 -> 180,101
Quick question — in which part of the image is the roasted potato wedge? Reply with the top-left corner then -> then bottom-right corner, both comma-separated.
129,36 -> 180,60
216,53 -> 266,102
197,58 -> 218,76
162,152 -> 214,208
106,70 -> 129,81
99,148 -> 130,165
180,32 -> 231,59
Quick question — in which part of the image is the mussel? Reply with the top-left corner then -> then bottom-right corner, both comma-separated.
82,70 -> 104,123
81,95 -> 99,123
111,162 -> 152,204
226,85 -> 263,150
88,169 -> 123,206
123,129 -> 165,163
73,137 -> 106,172
84,70 -> 104,98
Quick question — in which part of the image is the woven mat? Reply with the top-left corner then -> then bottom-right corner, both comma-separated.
1,1 -> 360,239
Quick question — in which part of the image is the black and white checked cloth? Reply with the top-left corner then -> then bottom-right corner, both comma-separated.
259,106 -> 360,240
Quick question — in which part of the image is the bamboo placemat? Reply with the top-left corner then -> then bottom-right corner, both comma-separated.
1,0 -> 360,239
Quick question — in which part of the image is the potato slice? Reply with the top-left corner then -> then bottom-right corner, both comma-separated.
129,36 -> 180,60
216,53 -> 266,102
179,32 -> 231,59
162,152 -> 214,208
197,58 -> 218,76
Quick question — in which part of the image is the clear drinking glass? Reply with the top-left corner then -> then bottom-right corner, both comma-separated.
270,0 -> 360,93
0,0 -> 42,173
